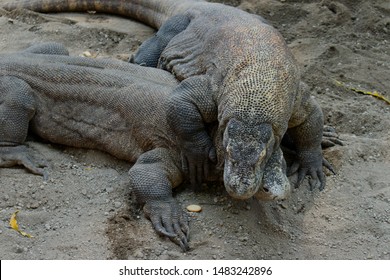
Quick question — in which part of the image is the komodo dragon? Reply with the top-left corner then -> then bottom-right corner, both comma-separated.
0,43 -> 295,251
3,0 -> 336,200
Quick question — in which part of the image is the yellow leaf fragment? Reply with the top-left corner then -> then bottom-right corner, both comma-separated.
9,211 -> 19,230
9,210 -> 34,238
19,231 -> 34,238
335,80 -> 390,105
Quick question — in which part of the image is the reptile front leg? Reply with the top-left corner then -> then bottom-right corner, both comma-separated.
166,75 -> 218,187
0,145 -> 48,179
0,76 -> 48,177
288,82 -> 334,191
1,43 -> 71,178
128,148 -> 189,251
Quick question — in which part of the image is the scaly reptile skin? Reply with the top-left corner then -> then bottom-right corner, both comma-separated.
3,0 -> 335,200
0,43 -> 291,251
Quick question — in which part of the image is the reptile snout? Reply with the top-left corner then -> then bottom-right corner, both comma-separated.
224,167 -> 262,199
254,166 -> 291,201
255,180 -> 290,201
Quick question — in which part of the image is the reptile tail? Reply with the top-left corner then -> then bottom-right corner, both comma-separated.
2,0 -> 200,29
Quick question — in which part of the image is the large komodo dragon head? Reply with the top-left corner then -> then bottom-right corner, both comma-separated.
223,119 -> 277,199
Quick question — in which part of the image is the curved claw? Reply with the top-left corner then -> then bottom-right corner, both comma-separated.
321,126 -> 344,148
308,167 -> 325,191
323,158 -> 336,175
295,164 -> 326,191
0,145 -> 48,179
143,199 -> 190,251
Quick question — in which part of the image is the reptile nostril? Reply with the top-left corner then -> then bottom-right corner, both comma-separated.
263,187 -> 270,193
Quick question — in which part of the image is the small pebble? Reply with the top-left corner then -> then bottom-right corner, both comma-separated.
239,236 -> 248,242
134,251 -> 144,259
186,204 -> 202,212
30,201 -> 40,209
14,245 -> 24,254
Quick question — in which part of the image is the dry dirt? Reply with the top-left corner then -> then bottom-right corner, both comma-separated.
0,0 -> 389,260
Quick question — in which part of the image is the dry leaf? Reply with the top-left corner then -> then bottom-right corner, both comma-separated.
335,80 -> 390,105
9,210 -> 34,238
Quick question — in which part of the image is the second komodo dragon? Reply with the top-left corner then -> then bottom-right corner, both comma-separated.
3,0 -> 335,201
1,43 -> 293,251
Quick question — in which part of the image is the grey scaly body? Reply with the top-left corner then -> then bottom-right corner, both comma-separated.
0,43 -> 292,250
3,0 -> 335,200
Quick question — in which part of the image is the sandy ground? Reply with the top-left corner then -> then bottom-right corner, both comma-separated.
0,0 -> 389,260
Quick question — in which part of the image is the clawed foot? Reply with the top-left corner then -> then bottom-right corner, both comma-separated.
285,126 -> 340,191
321,125 -> 343,148
0,145 -> 48,180
288,151 -> 335,191
144,198 -> 190,251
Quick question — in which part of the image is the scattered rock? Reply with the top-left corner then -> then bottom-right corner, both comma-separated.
14,245 -> 24,254
186,205 -> 202,212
